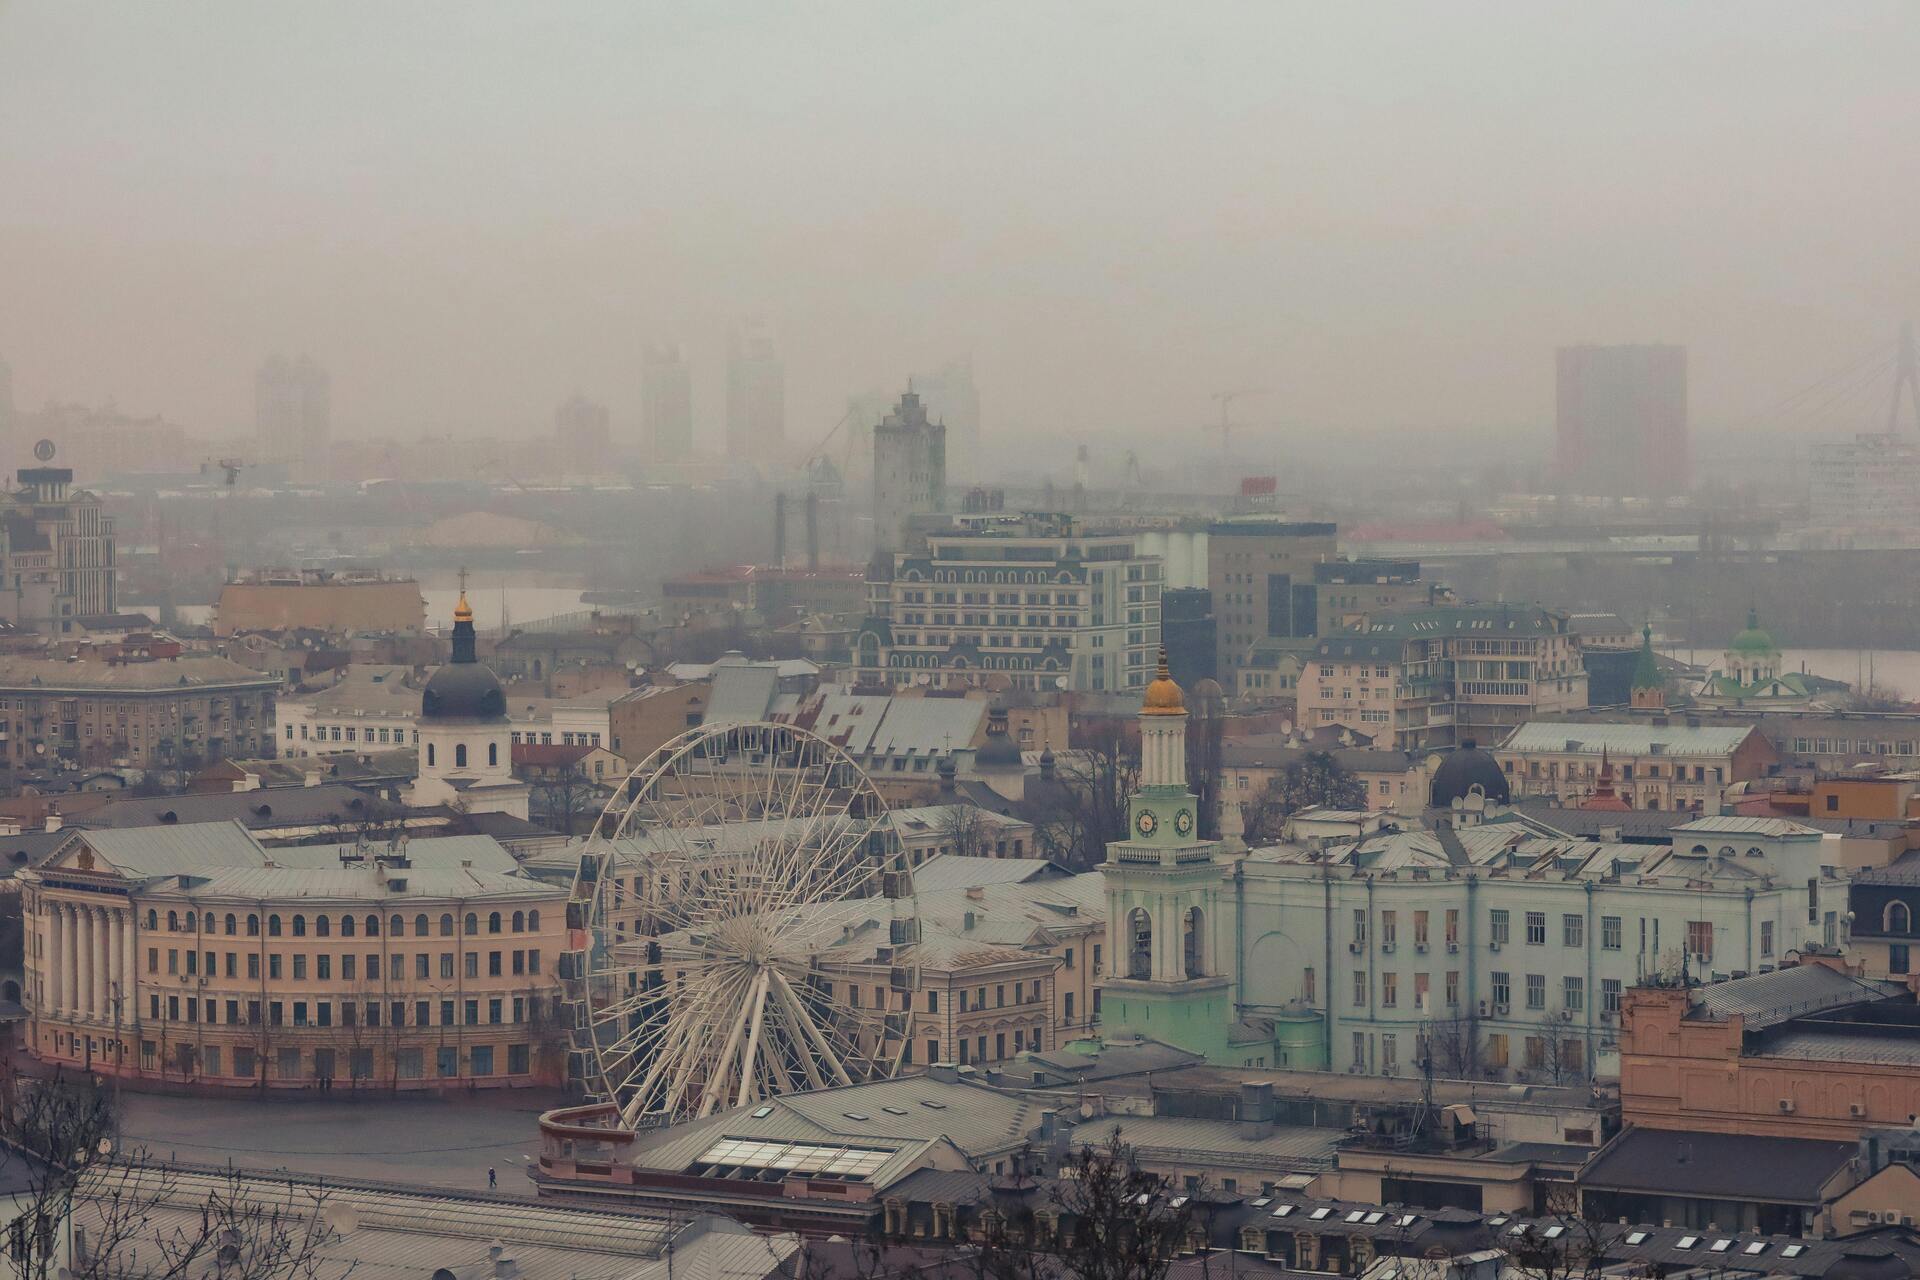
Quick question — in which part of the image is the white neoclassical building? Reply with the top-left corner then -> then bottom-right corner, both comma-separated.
404,594 -> 529,819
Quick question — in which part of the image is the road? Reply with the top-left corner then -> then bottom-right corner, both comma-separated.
113,1087 -> 571,1195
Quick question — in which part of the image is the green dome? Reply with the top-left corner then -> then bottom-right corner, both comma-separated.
1729,607 -> 1777,656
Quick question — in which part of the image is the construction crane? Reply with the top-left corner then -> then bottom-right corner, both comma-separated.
1207,388 -> 1268,453
200,457 -> 248,487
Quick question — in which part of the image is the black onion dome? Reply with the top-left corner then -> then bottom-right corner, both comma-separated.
423,596 -> 507,721
1429,740 -> 1511,807
422,663 -> 506,721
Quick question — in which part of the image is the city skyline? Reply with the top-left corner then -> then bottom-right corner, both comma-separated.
1,4 -> 1913,449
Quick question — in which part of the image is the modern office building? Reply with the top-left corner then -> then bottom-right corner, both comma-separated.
870,388 -> 947,555
254,354 -> 331,480
725,325 -> 784,460
1207,520 -> 1338,678
641,344 -> 693,461
1554,343 -> 1689,498
554,393 -> 611,473
856,513 -> 1161,693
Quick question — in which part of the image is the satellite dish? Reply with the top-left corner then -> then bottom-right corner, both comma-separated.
32,439 -> 55,463
95,1137 -> 113,1155
324,1205 -> 360,1234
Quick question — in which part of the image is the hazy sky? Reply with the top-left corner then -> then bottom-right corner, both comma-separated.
2,3 -> 1915,454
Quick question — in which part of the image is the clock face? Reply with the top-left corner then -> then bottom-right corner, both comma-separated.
1174,808 -> 1194,836
1135,809 -> 1159,837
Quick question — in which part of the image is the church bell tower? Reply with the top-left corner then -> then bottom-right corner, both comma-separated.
1098,649 -> 1234,1058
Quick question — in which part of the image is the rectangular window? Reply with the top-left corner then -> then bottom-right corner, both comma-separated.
1445,909 -> 1460,945
1564,976 -> 1584,1012
342,954 -> 356,981
1492,971 -> 1510,1007
292,955 -> 307,980
1382,973 -> 1398,1007
1563,914 -> 1584,948
268,954 -> 281,980
1352,908 -> 1368,944
1602,978 -> 1622,1014
1761,920 -> 1775,958
464,953 -> 478,979
293,1001 -> 308,1027
1490,910 -> 1509,945
1445,970 -> 1459,1006
1893,944 -> 1912,976
440,954 -> 454,979
464,999 -> 479,1025
441,1000 -> 454,1026
1413,911 -> 1429,947
1353,971 -> 1367,1007
1601,916 -> 1622,951
508,1044 -> 530,1075
1486,1033 -> 1509,1068
367,955 -> 380,980
1413,972 -> 1430,1010
1526,912 -> 1546,945
1526,974 -> 1546,1009
489,952 -> 502,977
1380,911 -> 1397,947
489,998 -> 502,1025
1687,920 -> 1714,962
416,954 -> 430,979
247,953 -> 259,979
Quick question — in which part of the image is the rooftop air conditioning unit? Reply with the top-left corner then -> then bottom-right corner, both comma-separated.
1490,941 -> 1502,952
1779,1099 -> 1796,1113
1850,1103 -> 1867,1118
1447,941 -> 1459,953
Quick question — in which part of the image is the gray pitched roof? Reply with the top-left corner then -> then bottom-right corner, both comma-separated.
1502,722 -> 1758,757
77,784 -> 410,831
910,854 -> 1070,893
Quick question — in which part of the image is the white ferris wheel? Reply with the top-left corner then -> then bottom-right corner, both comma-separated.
563,721 -> 907,1128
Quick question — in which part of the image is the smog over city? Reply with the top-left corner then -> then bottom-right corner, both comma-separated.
2,5 -> 1920,1272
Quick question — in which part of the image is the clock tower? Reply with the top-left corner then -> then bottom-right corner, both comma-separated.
1098,649 -> 1237,1060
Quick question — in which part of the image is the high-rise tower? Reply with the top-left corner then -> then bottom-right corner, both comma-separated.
870,389 -> 946,554
642,344 -> 693,462
726,325 -> 785,460
254,354 -> 331,481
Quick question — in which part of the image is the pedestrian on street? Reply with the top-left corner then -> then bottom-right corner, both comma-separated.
488,1167 -> 497,1189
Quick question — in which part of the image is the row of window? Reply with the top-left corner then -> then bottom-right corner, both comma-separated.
151,946 -> 542,981
147,992 -> 545,1028
144,908 -> 543,938
290,723 -> 417,744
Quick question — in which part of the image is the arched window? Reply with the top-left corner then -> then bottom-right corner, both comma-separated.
246,914 -> 259,937
315,914 -> 330,937
426,743 -> 436,767
464,912 -> 478,936
527,909 -> 540,932
455,744 -> 468,769
390,914 -> 404,937
1183,907 -> 1207,979
292,914 -> 306,937
167,911 -> 178,931
341,914 -> 356,937
440,913 -> 455,937
365,914 -> 380,937
224,913 -> 237,936
146,909 -> 158,930
1888,902 -> 1914,935
512,911 -> 525,933
488,742 -> 498,768
1127,906 -> 1153,980
268,914 -> 282,937
415,913 -> 430,936
488,912 -> 502,934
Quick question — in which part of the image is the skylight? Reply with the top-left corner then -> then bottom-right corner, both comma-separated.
1309,1208 -> 1332,1221
1541,1226 -> 1565,1240
1364,1212 -> 1386,1225
1710,1240 -> 1733,1253
1250,1198 -> 1272,1208
1624,1232 -> 1649,1245
691,1138 -> 894,1182
750,1106 -> 774,1118
1677,1237 -> 1699,1249
1346,1211 -> 1367,1223
1782,1246 -> 1806,1259
1745,1243 -> 1769,1256
1272,1205 -> 1295,1218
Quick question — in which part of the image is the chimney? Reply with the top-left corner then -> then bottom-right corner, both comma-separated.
928,1062 -> 959,1084
43,805 -> 62,833
1238,1081 -> 1275,1135
303,768 -> 322,788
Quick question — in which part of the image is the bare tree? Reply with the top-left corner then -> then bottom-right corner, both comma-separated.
937,805 -> 995,859
1031,721 -> 1138,871
529,762 -> 606,836
0,1073 -> 352,1280
1423,1013 -> 1479,1079
1504,1187 -> 1617,1280
1527,1013 -> 1587,1086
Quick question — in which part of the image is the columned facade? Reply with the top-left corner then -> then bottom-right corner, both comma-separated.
33,889 -> 141,1069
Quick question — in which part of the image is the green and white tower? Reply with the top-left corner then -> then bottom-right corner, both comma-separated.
1098,649 -> 1238,1059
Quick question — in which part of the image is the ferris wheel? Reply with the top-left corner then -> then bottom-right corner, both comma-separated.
564,721 -> 905,1127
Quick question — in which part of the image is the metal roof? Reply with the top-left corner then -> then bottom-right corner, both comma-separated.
1673,815 -> 1824,838
909,854 -> 1070,893
60,821 -> 270,874
1694,963 -> 1905,1030
1501,722 -> 1758,756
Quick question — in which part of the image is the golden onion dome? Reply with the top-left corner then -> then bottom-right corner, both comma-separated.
453,590 -> 474,624
1140,646 -> 1186,716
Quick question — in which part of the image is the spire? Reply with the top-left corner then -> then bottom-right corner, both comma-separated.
1141,645 -> 1186,717
1631,621 -> 1662,693
450,592 -> 477,664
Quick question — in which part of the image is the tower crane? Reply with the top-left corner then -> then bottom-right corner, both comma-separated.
1207,388 -> 1268,453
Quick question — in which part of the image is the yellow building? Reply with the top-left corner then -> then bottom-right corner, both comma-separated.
22,822 -> 567,1090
